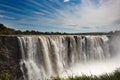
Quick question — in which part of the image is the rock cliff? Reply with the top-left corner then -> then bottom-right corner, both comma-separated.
0,36 -> 22,80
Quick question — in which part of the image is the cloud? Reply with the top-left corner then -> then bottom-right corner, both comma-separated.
0,15 -> 4,18
14,0 -> 120,32
1,0 -> 119,32
0,14 -> 16,20
45,0 -> 119,32
0,3 -> 23,12
64,0 -> 70,2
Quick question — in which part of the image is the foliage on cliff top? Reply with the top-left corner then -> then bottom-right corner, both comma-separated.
0,24 -> 15,35
0,23 -> 113,35
0,23 -> 65,35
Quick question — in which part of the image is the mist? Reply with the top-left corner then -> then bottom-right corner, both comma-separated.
60,34 -> 120,78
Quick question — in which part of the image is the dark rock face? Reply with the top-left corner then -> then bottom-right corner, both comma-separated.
0,36 -> 22,80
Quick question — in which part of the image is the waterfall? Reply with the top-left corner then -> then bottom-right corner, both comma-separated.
18,35 -> 110,80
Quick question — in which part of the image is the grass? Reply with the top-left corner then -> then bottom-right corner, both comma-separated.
0,71 -> 10,80
51,70 -> 120,80
0,70 -> 120,80
0,70 -> 18,80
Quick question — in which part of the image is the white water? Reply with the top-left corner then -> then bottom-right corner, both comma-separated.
18,35 -> 120,80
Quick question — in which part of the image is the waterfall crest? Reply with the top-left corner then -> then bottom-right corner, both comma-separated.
18,35 -> 110,80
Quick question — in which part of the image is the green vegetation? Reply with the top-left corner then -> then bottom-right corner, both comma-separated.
0,70 -> 120,80
0,70 -> 17,80
0,23 -> 114,35
0,24 -> 15,35
0,70 -> 18,80
0,23 -> 66,35
51,70 -> 120,80
0,71 -> 10,80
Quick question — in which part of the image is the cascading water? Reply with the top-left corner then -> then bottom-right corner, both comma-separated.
18,35 -> 114,80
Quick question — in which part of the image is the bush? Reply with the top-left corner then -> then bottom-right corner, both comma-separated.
51,71 -> 120,80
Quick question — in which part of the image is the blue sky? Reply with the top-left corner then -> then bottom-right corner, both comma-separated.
0,0 -> 120,32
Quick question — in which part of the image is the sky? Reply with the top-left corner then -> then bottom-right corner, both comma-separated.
0,0 -> 120,33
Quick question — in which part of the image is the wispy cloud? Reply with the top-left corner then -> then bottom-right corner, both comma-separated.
0,14 -> 15,20
0,15 -> 4,18
40,0 -> 120,32
0,0 -> 120,32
